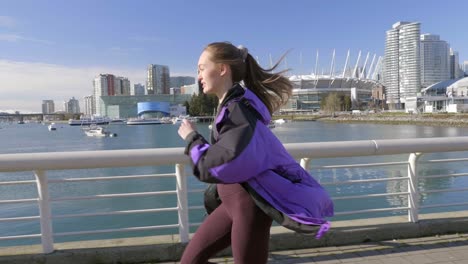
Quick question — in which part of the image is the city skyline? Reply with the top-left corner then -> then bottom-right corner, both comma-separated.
1,0 -> 468,112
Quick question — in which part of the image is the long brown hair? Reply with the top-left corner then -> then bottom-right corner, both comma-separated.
204,42 -> 292,114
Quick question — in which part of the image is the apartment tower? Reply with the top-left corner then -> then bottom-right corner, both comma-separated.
147,64 -> 170,94
384,21 -> 421,110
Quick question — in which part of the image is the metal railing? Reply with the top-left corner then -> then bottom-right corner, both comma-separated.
1,137 -> 468,253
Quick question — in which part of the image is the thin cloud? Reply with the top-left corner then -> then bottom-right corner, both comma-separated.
0,33 -> 21,42
0,33 -> 54,45
0,60 -> 146,112
0,59 -> 196,113
109,46 -> 142,56
129,36 -> 168,43
0,16 -> 15,28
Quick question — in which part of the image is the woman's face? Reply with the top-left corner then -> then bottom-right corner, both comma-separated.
197,50 -> 223,95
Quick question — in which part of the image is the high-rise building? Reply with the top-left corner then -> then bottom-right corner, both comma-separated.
449,48 -> 461,79
170,76 -> 196,89
42,100 -> 55,114
94,74 -> 113,116
94,74 -> 131,96
464,61 -> 468,76
147,64 -> 170,94
65,97 -> 80,114
94,74 -> 113,97
114,77 -> 131,96
420,34 -> 450,87
132,83 -> 145,96
84,95 -> 95,116
384,21 -> 421,109
93,74 -> 131,116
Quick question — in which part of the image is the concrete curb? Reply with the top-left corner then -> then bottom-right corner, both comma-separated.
1,211 -> 468,263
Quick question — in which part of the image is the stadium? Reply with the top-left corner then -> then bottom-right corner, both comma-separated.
280,50 -> 384,111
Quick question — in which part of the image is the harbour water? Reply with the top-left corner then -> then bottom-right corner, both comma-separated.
1,121 -> 468,246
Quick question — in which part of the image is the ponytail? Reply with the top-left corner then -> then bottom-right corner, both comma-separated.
204,42 -> 292,114
243,53 -> 292,114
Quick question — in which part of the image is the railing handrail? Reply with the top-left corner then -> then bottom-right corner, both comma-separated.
1,136 -> 468,253
286,136 -> 468,158
2,136 -> 468,172
0,147 -> 188,172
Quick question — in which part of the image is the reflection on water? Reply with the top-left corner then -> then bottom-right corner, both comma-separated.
311,153 -> 468,221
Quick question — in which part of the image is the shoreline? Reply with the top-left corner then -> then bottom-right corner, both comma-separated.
274,114 -> 468,127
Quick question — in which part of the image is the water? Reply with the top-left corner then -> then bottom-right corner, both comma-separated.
1,121 -> 468,246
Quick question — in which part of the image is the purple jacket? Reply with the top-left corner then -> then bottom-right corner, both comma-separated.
184,84 -> 334,236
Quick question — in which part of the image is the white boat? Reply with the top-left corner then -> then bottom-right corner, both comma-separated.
274,118 -> 286,124
109,118 -> 126,124
172,115 -> 197,124
126,118 -> 162,125
172,117 -> 183,124
48,123 -> 57,131
83,125 -> 117,137
159,117 -> 173,124
268,121 -> 276,129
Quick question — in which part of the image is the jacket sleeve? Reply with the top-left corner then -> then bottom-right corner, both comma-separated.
185,102 -> 266,183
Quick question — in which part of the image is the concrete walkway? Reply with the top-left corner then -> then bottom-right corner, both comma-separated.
156,233 -> 468,264
2,212 -> 468,263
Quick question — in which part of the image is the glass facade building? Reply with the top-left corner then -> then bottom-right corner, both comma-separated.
97,94 -> 192,118
420,34 -> 450,88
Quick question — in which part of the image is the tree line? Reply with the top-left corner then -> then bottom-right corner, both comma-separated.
185,92 -> 354,116
185,93 -> 218,116
320,93 -> 352,115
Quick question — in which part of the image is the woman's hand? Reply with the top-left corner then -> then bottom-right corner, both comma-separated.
178,119 -> 197,140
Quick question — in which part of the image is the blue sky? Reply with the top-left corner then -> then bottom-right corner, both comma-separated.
1,0 -> 467,112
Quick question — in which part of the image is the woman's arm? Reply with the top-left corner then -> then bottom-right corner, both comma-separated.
183,102 -> 266,183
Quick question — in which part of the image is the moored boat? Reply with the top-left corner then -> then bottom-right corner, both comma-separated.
48,123 -> 57,131
126,118 -> 163,125
69,117 -> 110,126
83,125 -> 117,137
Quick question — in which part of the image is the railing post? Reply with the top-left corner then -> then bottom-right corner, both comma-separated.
300,158 -> 311,170
34,170 -> 54,253
407,153 -> 422,223
175,163 -> 189,243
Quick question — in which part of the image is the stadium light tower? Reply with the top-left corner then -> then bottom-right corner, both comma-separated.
352,50 -> 362,78
342,49 -> 350,78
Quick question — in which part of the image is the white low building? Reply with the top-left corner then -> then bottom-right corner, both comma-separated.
421,77 -> 468,113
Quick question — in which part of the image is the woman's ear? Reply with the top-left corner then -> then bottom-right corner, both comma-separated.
219,63 -> 229,77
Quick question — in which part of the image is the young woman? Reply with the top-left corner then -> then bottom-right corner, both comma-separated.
178,42 -> 333,264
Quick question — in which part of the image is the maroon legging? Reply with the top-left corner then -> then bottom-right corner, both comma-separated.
180,183 -> 273,264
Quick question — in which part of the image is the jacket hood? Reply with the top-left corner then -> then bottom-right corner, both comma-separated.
220,83 -> 271,125
242,88 -> 271,125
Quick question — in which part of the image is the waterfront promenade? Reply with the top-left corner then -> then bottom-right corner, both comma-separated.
1,211 -> 468,263
176,233 -> 468,264
1,135 -> 468,263
276,112 -> 468,127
